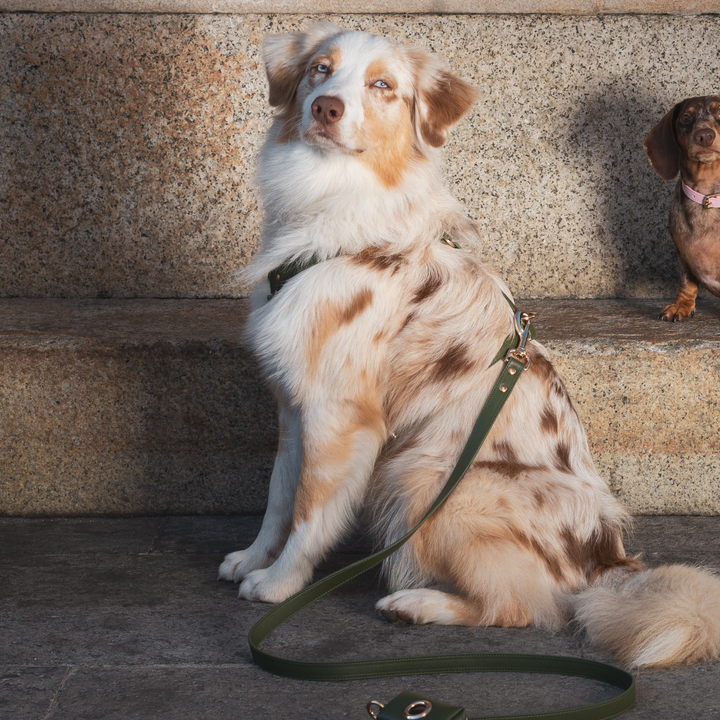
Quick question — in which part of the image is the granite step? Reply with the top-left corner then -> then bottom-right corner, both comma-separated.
1,297 -> 718,517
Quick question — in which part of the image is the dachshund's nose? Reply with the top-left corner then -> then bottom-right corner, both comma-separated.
312,95 -> 345,125
694,128 -> 717,147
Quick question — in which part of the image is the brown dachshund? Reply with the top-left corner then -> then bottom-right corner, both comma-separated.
644,95 -> 720,321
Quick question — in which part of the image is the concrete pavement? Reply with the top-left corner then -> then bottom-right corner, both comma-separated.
2,515 -> 720,719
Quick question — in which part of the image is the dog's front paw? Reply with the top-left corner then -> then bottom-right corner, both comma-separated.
238,567 -> 304,603
218,549 -> 271,583
659,302 -> 695,322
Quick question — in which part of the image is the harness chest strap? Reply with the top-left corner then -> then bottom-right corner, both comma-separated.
247,311 -> 636,720
267,233 -> 462,299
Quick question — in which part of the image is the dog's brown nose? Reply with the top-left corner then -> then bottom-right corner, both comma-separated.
312,95 -> 345,125
694,128 -> 717,147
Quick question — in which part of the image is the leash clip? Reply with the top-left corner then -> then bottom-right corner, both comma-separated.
504,310 -> 536,371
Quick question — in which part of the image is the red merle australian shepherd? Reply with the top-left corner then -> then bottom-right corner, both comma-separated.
219,22 -> 720,669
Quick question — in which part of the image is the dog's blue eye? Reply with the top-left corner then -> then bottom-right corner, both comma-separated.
317,64 -> 329,73
374,80 -> 389,89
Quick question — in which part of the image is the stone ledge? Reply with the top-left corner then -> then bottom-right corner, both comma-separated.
1,297 -> 719,516
2,1 -> 720,14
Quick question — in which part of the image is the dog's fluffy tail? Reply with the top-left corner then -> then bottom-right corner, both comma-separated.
572,564 -> 720,668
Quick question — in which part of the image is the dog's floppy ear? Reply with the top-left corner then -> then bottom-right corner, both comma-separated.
262,22 -> 344,108
644,103 -> 682,181
407,47 -> 477,148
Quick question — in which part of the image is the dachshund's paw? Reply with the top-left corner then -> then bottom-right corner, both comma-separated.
238,567 -> 304,603
659,303 -> 695,322
218,549 -> 272,583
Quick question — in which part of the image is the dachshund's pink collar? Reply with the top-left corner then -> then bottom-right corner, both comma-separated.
682,182 -> 720,209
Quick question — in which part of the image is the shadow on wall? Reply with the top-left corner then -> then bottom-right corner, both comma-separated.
564,81 -> 679,298
134,340 -> 278,516
0,322 -> 278,517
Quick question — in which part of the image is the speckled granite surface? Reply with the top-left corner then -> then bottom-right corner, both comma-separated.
538,301 -> 720,515
3,13 -> 720,298
3,1 -> 720,12
1,297 -> 718,516
0,299 -> 278,516
540,298 -> 720,514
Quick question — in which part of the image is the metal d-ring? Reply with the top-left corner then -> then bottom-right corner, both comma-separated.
367,700 -> 385,719
405,699 -> 433,719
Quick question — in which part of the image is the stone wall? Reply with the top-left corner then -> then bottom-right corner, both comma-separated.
3,5 -> 720,516
2,11 -> 720,298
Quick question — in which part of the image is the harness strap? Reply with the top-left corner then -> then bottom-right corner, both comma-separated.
267,256 -> 323,297
267,232 -> 463,299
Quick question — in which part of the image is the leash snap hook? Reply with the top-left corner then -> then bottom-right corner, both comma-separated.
504,310 -> 536,370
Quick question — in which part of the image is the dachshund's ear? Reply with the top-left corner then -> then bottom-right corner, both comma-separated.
407,47 -> 477,148
262,22 -> 344,108
644,104 -> 682,181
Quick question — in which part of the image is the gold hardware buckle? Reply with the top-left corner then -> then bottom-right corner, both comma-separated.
440,231 -> 459,248
703,193 -> 720,209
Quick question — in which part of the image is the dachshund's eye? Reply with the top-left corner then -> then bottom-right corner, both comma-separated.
679,113 -> 693,124
317,64 -> 329,74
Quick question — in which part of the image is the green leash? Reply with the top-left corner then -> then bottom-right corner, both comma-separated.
248,310 -> 635,720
